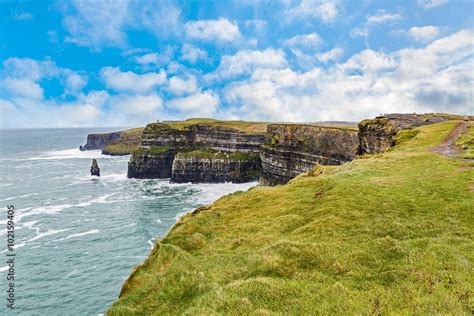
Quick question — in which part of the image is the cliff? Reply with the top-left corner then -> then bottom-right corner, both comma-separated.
356,113 -> 464,154
82,127 -> 144,155
171,150 -> 261,183
261,124 -> 359,185
107,120 -> 474,315
82,131 -> 123,150
127,119 -> 267,181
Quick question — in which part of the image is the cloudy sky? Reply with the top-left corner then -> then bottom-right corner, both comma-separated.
0,0 -> 473,128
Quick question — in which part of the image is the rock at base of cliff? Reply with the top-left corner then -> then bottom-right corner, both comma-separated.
127,148 -> 175,179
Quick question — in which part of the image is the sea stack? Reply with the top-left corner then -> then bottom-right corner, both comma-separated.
91,159 -> 100,176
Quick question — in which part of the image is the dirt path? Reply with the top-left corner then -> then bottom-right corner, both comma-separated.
433,121 -> 474,162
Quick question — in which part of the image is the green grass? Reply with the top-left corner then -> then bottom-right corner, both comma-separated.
102,127 -> 144,155
455,124 -> 474,159
108,121 -> 473,315
175,149 -> 259,161
161,118 -> 269,133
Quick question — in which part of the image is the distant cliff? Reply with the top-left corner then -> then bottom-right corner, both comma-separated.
82,132 -> 123,150
82,128 -> 143,155
261,124 -> 359,185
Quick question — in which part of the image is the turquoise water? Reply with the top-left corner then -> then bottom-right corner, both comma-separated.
0,128 -> 256,315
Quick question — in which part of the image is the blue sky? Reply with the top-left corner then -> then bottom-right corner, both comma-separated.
0,0 -> 473,128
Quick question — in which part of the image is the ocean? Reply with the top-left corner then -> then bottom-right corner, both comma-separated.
0,128 -> 256,315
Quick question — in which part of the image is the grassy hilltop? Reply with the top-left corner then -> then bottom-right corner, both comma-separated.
108,121 -> 473,314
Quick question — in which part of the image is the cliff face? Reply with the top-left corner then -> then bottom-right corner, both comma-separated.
83,132 -> 122,150
171,153 -> 261,183
82,128 -> 143,155
261,124 -> 359,185
357,114 -> 453,154
127,150 -> 175,179
191,124 -> 266,153
127,122 -> 267,180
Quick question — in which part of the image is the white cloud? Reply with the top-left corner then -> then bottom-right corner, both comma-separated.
287,0 -> 340,23
14,12 -> 34,21
221,30 -> 474,122
343,49 -> 397,73
63,71 -> 88,96
167,92 -> 219,117
60,0 -> 182,51
284,33 -> 322,49
167,75 -> 198,96
0,90 -> 108,128
100,67 -> 167,93
62,0 -> 130,50
408,26 -> 440,42
1,78 -> 44,100
367,11 -> 402,26
180,44 -> 209,64
110,94 -> 163,116
3,57 -> 59,80
206,48 -> 287,80
418,0 -> 448,9
316,47 -> 343,63
134,46 -> 174,68
352,10 -> 402,40
244,19 -> 267,33
1,57 -> 87,99
185,18 -> 241,42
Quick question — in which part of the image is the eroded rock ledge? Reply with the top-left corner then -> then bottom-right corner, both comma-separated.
261,124 -> 359,185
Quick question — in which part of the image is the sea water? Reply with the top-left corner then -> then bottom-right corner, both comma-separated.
0,128 -> 256,315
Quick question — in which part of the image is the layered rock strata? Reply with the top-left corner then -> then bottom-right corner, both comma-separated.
171,151 -> 261,183
127,123 -> 267,181
357,114 -> 453,154
261,124 -> 359,185
83,132 -> 122,150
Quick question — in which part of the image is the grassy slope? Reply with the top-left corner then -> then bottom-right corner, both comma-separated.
108,121 -> 473,315
161,118 -> 269,134
103,127 -> 144,155
161,118 -> 357,133
455,123 -> 474,159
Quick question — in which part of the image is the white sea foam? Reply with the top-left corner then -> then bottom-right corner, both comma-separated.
65,229 -> 99,240
20,221 -> 37,229
147,239 -> 154,249
13,242 -> 26,250
191,182 -> 257,205
27,229 -> 69,243
16,194 -> 116,220
100,173 -> 128,182
0,192 -> 40,202
28,148 -> 105,160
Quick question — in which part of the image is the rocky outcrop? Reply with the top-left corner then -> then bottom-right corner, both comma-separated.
91,159 -> 100,176
357,114 -> 453,154
83,132 -> 123,150
127,122 -> 267,179
261,124 -> 359,185
171,151 -> 261,183
127,149 -> 175,179
82,128 -> 143,155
